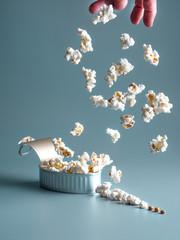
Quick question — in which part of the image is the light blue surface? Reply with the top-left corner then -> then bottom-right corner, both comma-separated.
0,0 -> 180,239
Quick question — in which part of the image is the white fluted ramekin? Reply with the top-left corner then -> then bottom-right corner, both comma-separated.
39,166 -> 101,194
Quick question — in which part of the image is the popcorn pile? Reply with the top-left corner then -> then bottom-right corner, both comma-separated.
105,58 -> 134,87
149,135 -> 168,153
70,122 -> 84,136
65,47 -> 82,65
92,4 -> 117,25
120,33 -> 135,50
120,115 -> 135,129
109,166 -> 122,183
77,28 -> 93,53
41,151 -> 113,174
142,90 -> 173,122
96,182 -> 148,208
143,44 -> 160,66
91,83 -> 145,112
106,128 -> 120,143
82,67 -> 96,92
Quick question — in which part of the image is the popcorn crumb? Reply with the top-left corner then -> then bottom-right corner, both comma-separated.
65,47 -> 82,65
106,128 -> 120,143
143,44 -> 159,66
109,166 -> 122,183
92,4 -> 117,25
82,67 -> 96,92
149,135 -> 168,153
139,201 -> 148,209
120,33 -> 135,50
70,122 -> 84,136
77,28 -> 93,53
120,115 -> 135,129
105,58 -> 134,87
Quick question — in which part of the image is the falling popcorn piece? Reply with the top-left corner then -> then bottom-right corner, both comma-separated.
92,4 -> 117,25
52,138 -> 74,158
108,91 -> 126,111
146,90 -> 173,114
106,128 -> 120,143
143,44 -> 159,66
142,104 -> 155,123
105,58 -> 134,87
82,67 -> 96,92
120,115 -> 135,129
77,28 -> 93,53
90,152 -> 113,173
127,83 -> 145,95
70,122 -> 84,136
109,166 -> 122,183
149,135 -> 168,153
90,95 -> 109,108
120,33 -> 135,50
65,47 -> 82,65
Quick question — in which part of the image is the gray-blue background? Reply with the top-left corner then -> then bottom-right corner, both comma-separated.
0,0 -> 179,239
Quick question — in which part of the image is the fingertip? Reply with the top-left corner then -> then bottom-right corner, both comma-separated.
130,6 -> 144,25
113,0 -> 128,10
89,1 -> 105,14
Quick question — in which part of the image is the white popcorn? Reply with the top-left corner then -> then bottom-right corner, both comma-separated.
154,92 -> 173,114
108,91 -> 126,111
109,190 -> 120,200
109,166 -> 122,183
120,115 -> 135,129
142,104 -> 155,123
52,138 -> 74,158
91,92 -> 127,111
96,183 -> 148,208
96,182 -> 112,198
106,128 -> 120,144
90,152 -> 113,173
139,201 -> 148,209
124,93 -> 136,107
127,195 -> 141,205
127,83 -> 145,95
149,135 -> 168,153
143,44 -> 159,66
120,33 -> 135,50
82,67 -> 96,92
90,95 -> 109,108
105,59 -> 134,87
77,28 -> 93,53
92,4 -> 117,25
65,47 -> 82,65
70,122 -> 84,136
145,90 -> 173,118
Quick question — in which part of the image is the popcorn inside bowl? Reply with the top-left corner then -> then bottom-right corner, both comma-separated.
41,143 -> 113,174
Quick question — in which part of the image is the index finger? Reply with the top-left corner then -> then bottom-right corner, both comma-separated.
143,0 -> 157,27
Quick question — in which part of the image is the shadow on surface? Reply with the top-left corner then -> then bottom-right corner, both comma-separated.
0,174 -> 47,193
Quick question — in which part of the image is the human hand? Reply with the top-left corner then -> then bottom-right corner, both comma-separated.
89,0 -> 157,27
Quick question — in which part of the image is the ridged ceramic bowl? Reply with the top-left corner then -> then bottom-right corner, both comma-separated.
39,166 -> 101,194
